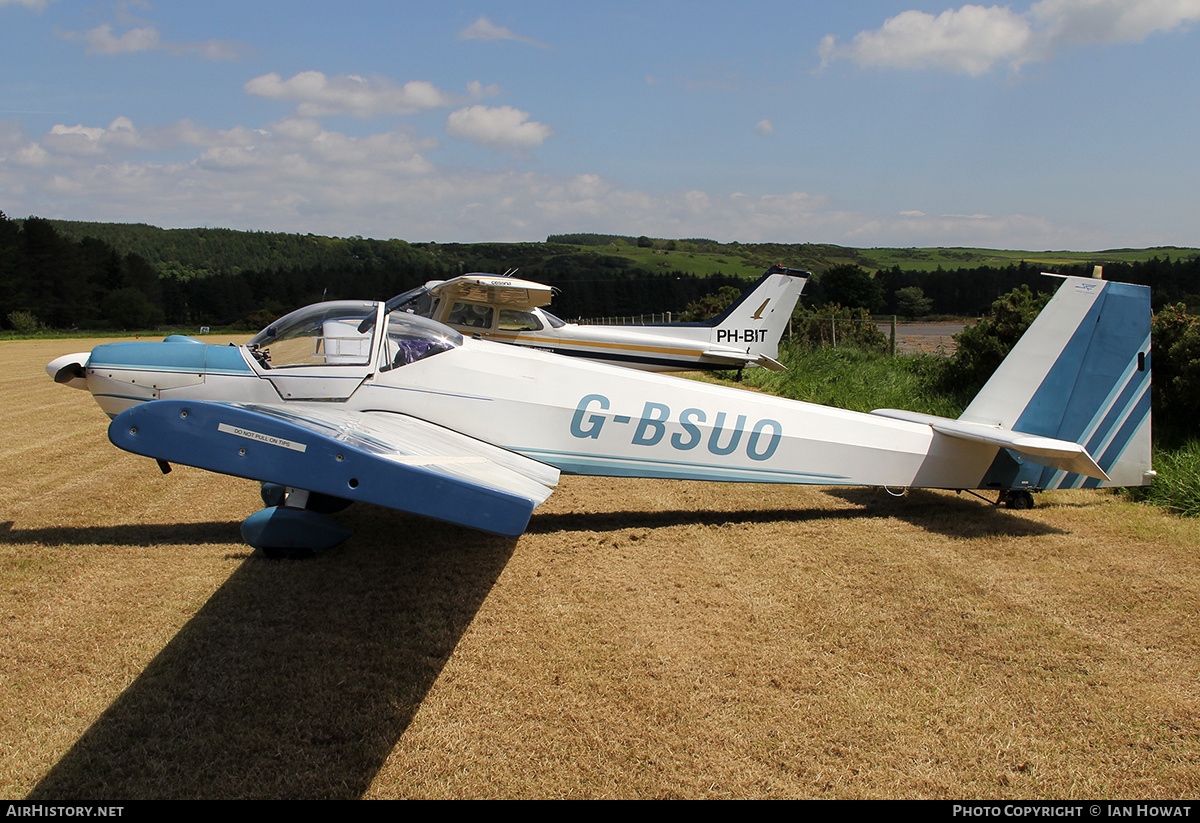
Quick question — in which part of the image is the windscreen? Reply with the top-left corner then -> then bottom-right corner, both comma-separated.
380,310 -> 463,370
247,301 -> 378,368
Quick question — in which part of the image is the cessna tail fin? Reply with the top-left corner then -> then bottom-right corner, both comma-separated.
961,275 -> 1152,489
706,266 -> 807,364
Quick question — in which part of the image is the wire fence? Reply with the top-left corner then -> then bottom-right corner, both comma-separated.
575,313 -> 675,325
574,316 -> 965,356
577,314 -> 898,351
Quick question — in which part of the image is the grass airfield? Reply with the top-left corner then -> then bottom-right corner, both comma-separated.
3,337 -> 1199,799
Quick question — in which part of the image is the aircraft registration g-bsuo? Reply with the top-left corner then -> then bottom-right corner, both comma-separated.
386,265 -> 807,373
47,273 -> 1154,556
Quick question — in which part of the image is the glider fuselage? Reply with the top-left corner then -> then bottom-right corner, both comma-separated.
79,329 -> 995,492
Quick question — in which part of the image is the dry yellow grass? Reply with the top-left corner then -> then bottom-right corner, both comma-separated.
3,338 -> 1199,799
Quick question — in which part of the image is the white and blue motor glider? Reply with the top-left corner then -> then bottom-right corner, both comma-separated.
47,274 -> 1154,555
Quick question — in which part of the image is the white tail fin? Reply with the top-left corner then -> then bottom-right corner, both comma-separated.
708,265 -> 807,361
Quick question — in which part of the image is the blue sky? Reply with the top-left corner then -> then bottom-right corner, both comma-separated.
2,0 -> 1198,249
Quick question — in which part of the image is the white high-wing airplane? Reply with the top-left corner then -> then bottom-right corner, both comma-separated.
47,274 -> 1153,556
386,265 -> 807,372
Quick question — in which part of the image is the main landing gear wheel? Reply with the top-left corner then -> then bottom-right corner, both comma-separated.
250,485 -> 353,558
242,505 -> 353,559
1002,490 -> 1036,510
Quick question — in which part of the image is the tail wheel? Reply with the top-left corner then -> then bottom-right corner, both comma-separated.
1004,490 -> 1036,510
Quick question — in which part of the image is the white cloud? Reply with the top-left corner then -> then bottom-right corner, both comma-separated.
42,116 -> 146,155
57,22 -> 251,60
0,113 -> 1126,248
458,15 -> 551,48
445,105 -> 552,149
1031,0 -> 1200,44
175,38 -> 251,60
1,115 -> 446,232
819,0 -> 1200,75
68,23 -> 161,54
244,71 -> 497,118
1,0 -> 54,10
755,119 -> 774,136
819,5 -> 1036,76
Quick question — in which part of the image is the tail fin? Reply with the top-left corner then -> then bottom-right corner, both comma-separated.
962,275 -> 1152,489
708,265 -> 807,360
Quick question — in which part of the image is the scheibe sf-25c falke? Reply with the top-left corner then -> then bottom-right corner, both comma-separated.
47,273 -> 1154,555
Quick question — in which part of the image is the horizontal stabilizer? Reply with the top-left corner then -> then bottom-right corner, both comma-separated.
870,408 -> 1109,481
699,349 -> 787,371
109,400 -> 559,536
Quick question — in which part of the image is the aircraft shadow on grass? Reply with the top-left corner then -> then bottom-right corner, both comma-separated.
526,492 -> 1067,538
0,520 -> 245,549
822,487 -> 1068,539
16,486 -> 1062,799
25,511 -> 517,800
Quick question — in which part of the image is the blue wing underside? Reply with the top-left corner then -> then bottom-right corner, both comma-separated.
108,400 -> 559,536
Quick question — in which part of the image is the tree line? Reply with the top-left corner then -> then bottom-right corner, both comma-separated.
814,260 -> 1200,317
3,213 -> 1198,332
0,215 -> 747,331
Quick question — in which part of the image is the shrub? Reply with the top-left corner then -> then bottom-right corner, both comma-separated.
934,285 -> 1050,403
1128,440 -> 1200,517
6,310 -> 44,334
1149,303 -> 1200,444
789,304 -> 888,352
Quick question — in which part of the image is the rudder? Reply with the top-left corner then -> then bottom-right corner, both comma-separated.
965,276 -> 1152,490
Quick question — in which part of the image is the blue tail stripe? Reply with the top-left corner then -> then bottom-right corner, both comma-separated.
1094,385 -> 1152,474
1083,358 -> 1148,452
1039,372 -> 1151,490
1009,297 -> 1106,438
1083,364 -> 1150,457
1018,286 -> 1145,444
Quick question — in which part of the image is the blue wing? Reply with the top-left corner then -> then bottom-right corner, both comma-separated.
109,400 -> 559,536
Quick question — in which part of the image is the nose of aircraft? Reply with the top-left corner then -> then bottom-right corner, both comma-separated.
46,351 -> 92,390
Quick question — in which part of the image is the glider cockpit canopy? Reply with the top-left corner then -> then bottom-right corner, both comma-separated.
247,300 -> 462,370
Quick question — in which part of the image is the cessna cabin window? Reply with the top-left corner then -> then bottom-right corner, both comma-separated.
447,302 -> 493,329
404,290 -> 438,318
380,311 -> 463,371
498,309 -> 543,332
247,302 -> 376,368
542,311 -> 567,329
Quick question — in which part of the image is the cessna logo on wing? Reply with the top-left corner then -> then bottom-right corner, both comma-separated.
569,393 -> 782,461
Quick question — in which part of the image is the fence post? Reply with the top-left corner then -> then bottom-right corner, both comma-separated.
890,315 -> 897,356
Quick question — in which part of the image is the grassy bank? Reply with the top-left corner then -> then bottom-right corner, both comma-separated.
736,343 -> 961,418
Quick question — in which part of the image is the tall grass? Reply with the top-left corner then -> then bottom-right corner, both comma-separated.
736,342 -> 963,418
1127,440 -> 1200,517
